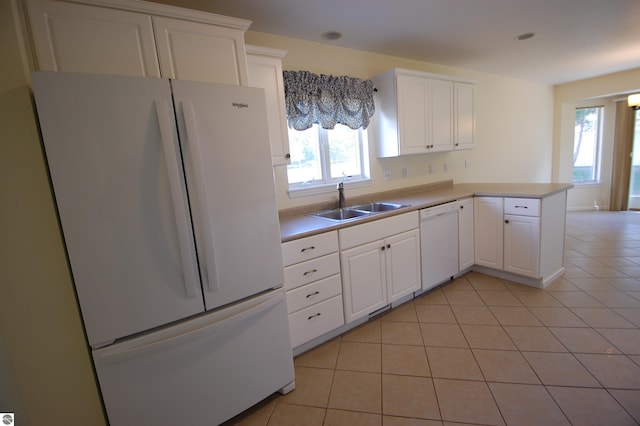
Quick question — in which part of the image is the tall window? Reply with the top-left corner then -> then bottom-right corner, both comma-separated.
573,106 -> 603,183
287,124 -> 369,193
629,110 -> 640,198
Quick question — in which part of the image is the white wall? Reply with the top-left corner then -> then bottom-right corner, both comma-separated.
1,1 -> 105,424
245,32 -> 555,210
553,68 -> 640,210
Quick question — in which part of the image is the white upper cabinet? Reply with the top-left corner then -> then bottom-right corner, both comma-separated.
25,0 -> 160,77
246,45 -> 291,166
24,0 -> 250,85
153,16 -> 248,85
371,68 -> 475,157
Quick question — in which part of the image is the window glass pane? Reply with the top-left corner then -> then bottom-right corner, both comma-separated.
629,110 -> 640,196
287,125 -> 322,184
573,107 -> 601,183
327,125 -> 362,179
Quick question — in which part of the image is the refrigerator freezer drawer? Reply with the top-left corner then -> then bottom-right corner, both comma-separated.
93,288 -> 294,426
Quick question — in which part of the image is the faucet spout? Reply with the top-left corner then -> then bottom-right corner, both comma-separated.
337,182 -> 346,208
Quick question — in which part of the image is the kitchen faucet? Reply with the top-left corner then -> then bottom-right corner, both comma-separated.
337,182 -> 346,208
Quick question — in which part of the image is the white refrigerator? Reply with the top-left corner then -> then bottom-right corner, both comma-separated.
31,71 -> 295,425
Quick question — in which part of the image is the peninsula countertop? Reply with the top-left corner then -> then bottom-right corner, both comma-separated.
279,181 -> 573,242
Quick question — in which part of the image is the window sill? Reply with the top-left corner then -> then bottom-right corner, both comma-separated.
572,181 -> 601,187
287,179 -> 371,199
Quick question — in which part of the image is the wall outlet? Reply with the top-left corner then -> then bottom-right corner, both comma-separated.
428,163 -> 433,174
465,159 -> 471,169
402,167 -> 408,177
384,170 -> 391,180
443,162 -> 448,172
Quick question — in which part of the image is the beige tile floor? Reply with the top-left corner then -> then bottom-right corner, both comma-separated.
228,211 -> 640,425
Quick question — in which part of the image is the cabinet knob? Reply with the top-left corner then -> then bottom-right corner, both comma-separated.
285,153 -> 291,159
505,219 -> 510,224
387,244 -> 391,249
460,205 -> 464,209
381,246 -> 386,251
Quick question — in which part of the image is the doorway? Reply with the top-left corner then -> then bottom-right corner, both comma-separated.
627,109 -> 640,210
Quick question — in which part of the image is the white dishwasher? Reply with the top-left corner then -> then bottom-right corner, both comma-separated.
420,201 -> 459,292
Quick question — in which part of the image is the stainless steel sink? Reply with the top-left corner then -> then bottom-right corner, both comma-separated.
310,202 -> 410,222
349,202 -> 408,212
311,208 -> 371,221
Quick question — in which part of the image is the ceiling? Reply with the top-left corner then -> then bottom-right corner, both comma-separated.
152,0 -> 640,85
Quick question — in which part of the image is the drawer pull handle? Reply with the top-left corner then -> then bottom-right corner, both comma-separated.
306,291 -> 320,298
515,205 -> 528,209
307,312 -> 322,320
303,269 -> 318,276
300,246 -> 315,253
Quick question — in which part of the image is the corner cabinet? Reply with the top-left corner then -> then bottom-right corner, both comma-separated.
339,212 -> 421,323
246,45 -> 291,166
454,82 -> 475,150
371,68 -> 475,157
24,0 -> 250,85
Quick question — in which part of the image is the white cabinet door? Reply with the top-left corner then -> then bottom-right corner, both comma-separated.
397,74 -> 429,154
246,46 -> 291,165
504,214 -> 540,278
341,240 -> 387,323
458,198 -> 475,270
454,83 -> 475,150
429,79 -> 454,152
26,0 -> 160,76
153,16 -> 248,85
474,197 -> 504,269
386,229 -> 421,303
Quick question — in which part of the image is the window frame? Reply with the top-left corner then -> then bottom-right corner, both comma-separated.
572,105 -> 604,185
286,124 -> 371,198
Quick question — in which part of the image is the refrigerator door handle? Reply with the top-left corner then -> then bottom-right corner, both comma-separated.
95,290 -> 284,364
154,100 -> 200,298
180,101 -> 219,292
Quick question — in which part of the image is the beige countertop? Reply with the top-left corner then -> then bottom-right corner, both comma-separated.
279,181 -> 573,242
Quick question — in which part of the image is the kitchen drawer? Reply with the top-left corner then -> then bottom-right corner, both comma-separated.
281,231 -> 338,266
284,252 -> 340,290
288,294 -> 344,348
504,198 -> 540,217
339,211 -> 419,250
286,274 -> 342,314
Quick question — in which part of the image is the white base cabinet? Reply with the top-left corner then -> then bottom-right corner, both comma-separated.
473,192 -> 567,285
281,231 -> 344,349
474,197 -> 504,270
340,212 -> 421,323
458,198 -> 475,270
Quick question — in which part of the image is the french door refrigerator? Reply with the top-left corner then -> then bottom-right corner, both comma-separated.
31,71 -> 295,425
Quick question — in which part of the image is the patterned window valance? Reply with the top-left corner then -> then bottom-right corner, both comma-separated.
283,70 -> 376,131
